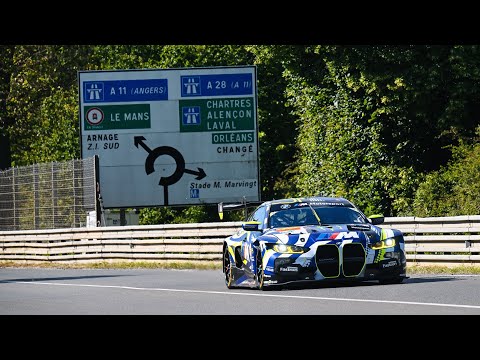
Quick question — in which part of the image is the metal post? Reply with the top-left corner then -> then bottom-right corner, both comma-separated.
73,159 -> 77,227
33,164 -> 39,229
94,155 -> 102,227
52,162 -> 56,229
13,167 -> 16,230
120,209 -> 126,226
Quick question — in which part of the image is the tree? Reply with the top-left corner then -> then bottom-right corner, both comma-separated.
274,45 -> 480,216
4,45 -> 480,222
0,45 -> 14,169
412,126 -> 480,216
5,45 -> 94,165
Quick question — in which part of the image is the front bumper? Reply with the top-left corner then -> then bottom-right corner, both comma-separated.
261,247 -> 407,287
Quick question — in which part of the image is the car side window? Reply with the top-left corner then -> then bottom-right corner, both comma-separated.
249,206 -> 266,229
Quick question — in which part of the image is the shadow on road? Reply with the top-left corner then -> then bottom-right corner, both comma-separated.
402,276 -> 461,284
225,275 -> 461,292
0,274 -> 130,283
261,275 -> 461,292
282,276 -> 459,291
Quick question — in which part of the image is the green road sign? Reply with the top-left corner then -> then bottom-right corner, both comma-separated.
179,97 -> 254,132
84,104 -> 151,130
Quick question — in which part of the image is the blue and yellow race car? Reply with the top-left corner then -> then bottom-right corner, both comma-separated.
221,197 -> 407,290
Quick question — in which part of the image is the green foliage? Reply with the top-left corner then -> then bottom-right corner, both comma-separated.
139,203 -> 244,225
269,46 -> 419,215
271,45 -> 480,216
247,46 -> 299,199
139,207 -> 177,225
5,45 -> 93,165
27,88 -> 80,163
3,45 -> 480,223
412,127 -> 480,216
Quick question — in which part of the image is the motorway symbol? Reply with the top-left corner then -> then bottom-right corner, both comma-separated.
182,106 -> 201,125
181,76 -> 201,96
85,82 -> 104,101
134,136 -> 206,205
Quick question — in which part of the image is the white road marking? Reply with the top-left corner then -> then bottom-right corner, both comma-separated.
6,280 -> 480,310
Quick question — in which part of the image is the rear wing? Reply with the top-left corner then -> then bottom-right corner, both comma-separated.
217,198 -> 262,220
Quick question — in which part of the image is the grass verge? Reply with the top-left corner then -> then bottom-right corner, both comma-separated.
406,264 -> 480,275
0,260 -> 222,270
1,261 -> 480,274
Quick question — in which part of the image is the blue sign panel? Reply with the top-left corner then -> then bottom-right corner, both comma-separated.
83,79 -> 168,103
181,73 -> 253,97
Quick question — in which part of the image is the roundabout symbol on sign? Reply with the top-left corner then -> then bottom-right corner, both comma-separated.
134,136 -> 207,205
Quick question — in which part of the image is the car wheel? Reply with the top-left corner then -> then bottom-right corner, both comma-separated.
223,246 -> 234,289
379,276 -> 404,285
256,250 -> 271,291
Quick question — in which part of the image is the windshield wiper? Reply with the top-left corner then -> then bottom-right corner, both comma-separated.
307,203 -> 322,225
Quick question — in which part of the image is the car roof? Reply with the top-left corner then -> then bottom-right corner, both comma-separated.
263,196 -> 355,208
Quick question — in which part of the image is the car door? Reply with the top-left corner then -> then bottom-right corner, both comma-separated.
241,205 -> 266,275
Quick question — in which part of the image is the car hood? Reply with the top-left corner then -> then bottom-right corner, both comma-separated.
259,223 -> 379,247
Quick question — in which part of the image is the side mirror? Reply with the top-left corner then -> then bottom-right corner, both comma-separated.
368,215 -> 384,225
242,221 -> 262,232
218,202 -> 224,220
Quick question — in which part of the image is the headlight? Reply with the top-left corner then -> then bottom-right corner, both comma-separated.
272,244 -> 306,253
371,239 -> 396,250
384,239 -> 395,247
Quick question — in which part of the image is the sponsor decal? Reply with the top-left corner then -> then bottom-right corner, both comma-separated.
309,201 -> 346,206
382,260 -> 397,268
280,266 -> 299,272
348,224 -> 371,230
331,232 -> 360,240
264,280 -> 278,284
294,202 -> 309,207
301,259 -> 311,267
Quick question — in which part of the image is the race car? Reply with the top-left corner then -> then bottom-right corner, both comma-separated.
221,196 -> 407,290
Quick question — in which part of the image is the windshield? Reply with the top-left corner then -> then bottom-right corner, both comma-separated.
268,204 -> 368,228
312,206 -> 367,225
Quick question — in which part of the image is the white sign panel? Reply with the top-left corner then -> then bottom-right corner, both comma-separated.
78,66 -> 260,208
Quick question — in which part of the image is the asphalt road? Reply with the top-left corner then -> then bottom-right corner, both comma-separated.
1,268 -> 480,315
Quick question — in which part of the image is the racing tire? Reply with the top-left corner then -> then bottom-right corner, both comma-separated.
256,250 -> 272,291
379,276 -> 404,285
223,246 -> 235,289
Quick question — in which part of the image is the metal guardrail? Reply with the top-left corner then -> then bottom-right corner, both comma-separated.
0,216 -> 479,266
382,215 -> 480,266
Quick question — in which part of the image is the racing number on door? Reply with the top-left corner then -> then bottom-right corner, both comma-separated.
242,232 -> 258,267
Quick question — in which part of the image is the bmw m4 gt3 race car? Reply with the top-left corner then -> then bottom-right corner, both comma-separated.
222,197 -> 407,290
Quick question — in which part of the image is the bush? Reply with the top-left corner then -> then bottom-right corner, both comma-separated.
412,126 -> 480,216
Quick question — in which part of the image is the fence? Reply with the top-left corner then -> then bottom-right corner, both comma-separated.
381,215 -> 480,266
0,215 -> 479,266
0,157 -> 99,231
